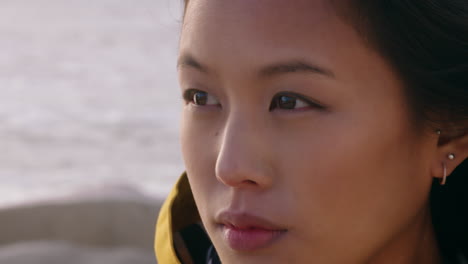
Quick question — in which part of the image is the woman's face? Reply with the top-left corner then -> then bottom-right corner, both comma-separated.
178,0 -> 438,263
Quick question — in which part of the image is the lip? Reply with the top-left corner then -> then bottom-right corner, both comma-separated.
216,211 -> 288,251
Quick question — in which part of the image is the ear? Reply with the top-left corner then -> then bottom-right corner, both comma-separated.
430,129 -> 468,182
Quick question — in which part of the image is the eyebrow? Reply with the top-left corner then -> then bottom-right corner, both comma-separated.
177,54 -> 209,74
259,61 -> 335,78
177,54 -> 335,79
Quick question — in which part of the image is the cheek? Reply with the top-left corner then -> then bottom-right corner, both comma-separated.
180,111 -> 220,213
275,113 -> 430,257
180,110 -> 218,170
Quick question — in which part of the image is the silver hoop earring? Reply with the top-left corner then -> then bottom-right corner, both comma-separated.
436,129 -> 441,135
440,162 -> 447,185
440,153 -> 455,185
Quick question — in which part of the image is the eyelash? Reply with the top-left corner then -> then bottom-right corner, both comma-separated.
182,89 -> 325,111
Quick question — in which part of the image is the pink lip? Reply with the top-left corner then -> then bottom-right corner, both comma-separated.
216,211 -> 287,251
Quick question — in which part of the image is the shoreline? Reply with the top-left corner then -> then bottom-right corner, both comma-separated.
0,193 -> 164,263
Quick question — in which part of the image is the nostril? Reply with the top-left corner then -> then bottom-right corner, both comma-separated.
244,180 -> 257,185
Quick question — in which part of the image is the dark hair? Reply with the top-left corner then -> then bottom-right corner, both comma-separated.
182,0 -> 468,259
336,1 -> 468,259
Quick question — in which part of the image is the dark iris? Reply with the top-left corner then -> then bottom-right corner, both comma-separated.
270,95 -> 297,110
278,95 -> 296,109
193,91 -> 208,105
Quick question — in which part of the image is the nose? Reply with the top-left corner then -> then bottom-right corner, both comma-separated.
215,114 -> 273,190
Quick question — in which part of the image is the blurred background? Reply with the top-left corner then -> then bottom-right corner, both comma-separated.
0,0 -> 184,263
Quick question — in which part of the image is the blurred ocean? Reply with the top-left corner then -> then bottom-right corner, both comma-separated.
0,0 -> 185,207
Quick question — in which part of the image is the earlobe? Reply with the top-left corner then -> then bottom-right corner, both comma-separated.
431,129 -> 468,184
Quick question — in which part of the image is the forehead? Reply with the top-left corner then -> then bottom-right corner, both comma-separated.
185,0 -> 334,25
180,0 -> 362,75
182,0 -> 337,45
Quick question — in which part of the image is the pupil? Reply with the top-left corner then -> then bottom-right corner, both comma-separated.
278,95 -> 296,109
194,92 -> 207,105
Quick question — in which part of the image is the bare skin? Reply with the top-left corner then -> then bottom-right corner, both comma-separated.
177,0 -> 468,263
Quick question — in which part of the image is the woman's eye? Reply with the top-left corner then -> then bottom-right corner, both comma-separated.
269,92 -> 321,111
183,89 -> 220,106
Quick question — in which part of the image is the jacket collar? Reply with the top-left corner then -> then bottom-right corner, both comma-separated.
155,172 -> 203,264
